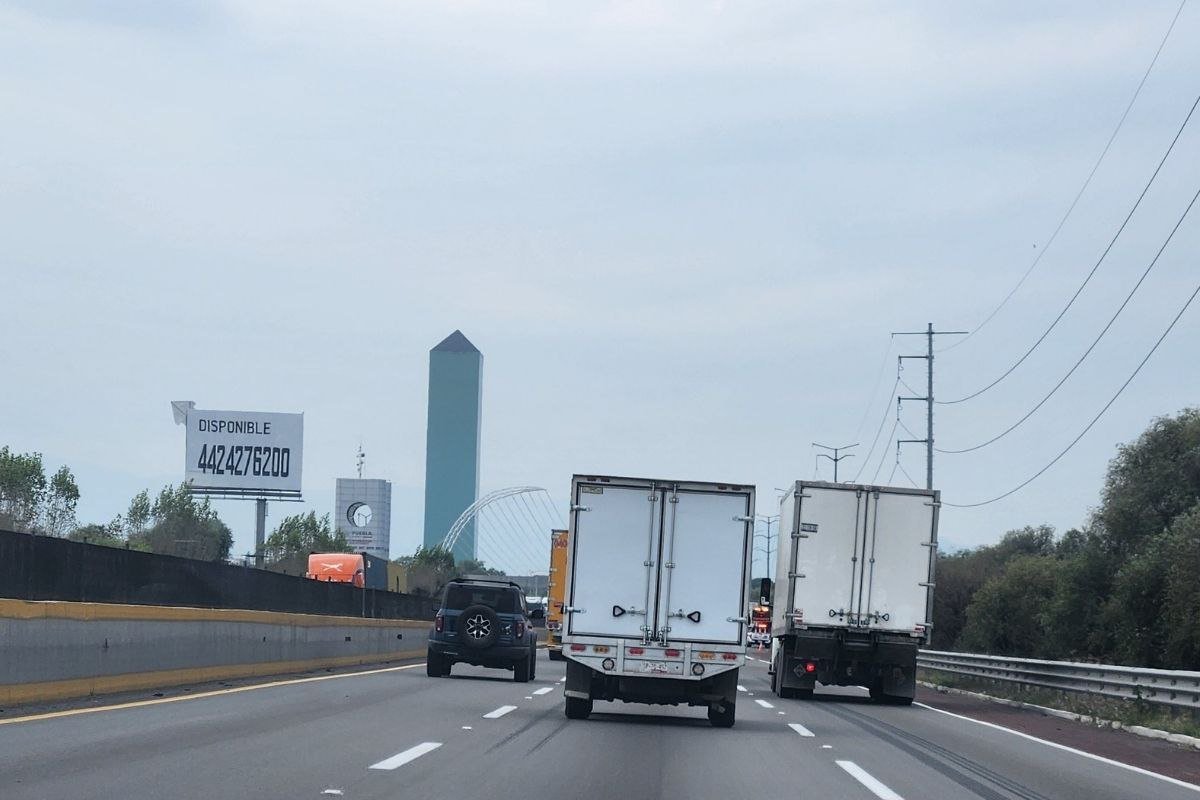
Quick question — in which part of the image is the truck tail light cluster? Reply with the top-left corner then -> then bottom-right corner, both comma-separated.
804,661 -> 817,674
434,614 -> 444,633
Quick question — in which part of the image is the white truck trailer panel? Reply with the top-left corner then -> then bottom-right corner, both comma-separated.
773,481 -> 937,636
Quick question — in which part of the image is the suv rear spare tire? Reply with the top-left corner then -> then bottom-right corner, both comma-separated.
458,604 -> 499,649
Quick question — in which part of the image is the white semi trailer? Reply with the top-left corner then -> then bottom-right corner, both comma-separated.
770,481 -> 939,704
561,475 -> 754,727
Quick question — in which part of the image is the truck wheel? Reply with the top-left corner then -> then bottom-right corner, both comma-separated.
564,695 -> 592,719
514,654 -> 532,683
708,699 -> 736,728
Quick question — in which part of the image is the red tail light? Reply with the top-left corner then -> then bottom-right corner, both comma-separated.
628,647 -> 645,655
805,661 -> 817,673
435,614 -> 444,633
665,649 -> 681,657
570,643 -> 586,652
722,653 -> 738,661
516,621 -> 526,638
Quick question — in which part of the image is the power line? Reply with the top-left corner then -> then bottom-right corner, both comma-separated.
944,278 -> 1200,508
940,91 -> 1200,404
939,181 -> 1200,454
870,419 -> 900,483
897,462 -> 922,490
851,338 -> 897,442
939,0 -> 1189,355
852,376 -> 900,482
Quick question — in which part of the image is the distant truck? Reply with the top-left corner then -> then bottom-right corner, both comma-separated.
546,528 -> 570,661
561,475 -> 754,727
304,552 -> 388,590
769,481 -> 938,705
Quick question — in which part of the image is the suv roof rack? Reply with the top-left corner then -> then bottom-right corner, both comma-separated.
451,576 -> 522,589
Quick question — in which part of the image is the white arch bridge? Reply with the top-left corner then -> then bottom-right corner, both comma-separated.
438,486 -> 566,577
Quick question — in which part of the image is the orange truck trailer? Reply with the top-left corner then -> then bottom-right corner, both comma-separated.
546,529 -> 570,660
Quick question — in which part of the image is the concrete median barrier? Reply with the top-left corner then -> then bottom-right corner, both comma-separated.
0,599 -> 428,706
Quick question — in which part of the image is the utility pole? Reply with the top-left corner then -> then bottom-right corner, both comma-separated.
812,442 -> 858,482
754,514 -> 779,581
893,323 -> 967,490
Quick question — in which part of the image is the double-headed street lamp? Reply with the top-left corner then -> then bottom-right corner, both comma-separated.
813,442 -> 858,482
753,513 -> 780,584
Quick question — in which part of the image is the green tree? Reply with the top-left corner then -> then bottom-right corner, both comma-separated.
263,512 -> 349,563
42,465 -> 80,537
958,555 -> 1060,657
1096,408 -> 1200,557
1162,508 -> 1200,668
68,519 -> 124,547
0,447 -> 47,532
129,483 -> 233,562
457,558 -> 505,576
124,489 -> 151,541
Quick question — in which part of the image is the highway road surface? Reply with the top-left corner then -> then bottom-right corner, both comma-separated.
2,651 -> 1196,799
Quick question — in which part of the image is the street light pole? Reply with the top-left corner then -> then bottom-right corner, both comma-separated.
754,514 -> 779,584
813,442 -> 858,482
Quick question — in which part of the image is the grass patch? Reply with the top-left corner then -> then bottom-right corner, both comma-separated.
919,668 -> 1200,740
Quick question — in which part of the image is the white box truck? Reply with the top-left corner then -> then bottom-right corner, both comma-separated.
561,475 -> 755,727
770,481 -> 939,705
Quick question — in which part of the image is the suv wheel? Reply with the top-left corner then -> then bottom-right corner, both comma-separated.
426,649 -> 450,677
458,604 -> 499,649
514,653 -> 532,683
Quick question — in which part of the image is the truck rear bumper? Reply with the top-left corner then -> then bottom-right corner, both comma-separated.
776,629 -> 919,698
565,658 -> 738,707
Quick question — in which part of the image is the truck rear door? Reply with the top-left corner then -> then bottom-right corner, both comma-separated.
654,487 -> 752,645
567,481 -> 661,640
789,484 -> 865,628
861,489 -> 938,633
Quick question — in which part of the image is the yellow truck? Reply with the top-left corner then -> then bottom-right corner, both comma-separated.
546,528 -> 570,661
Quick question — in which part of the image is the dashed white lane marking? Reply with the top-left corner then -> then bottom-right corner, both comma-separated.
483,705 -> 518,719
788,723 -> 815,737
462,726 -> 472,730
369,742 -> 442,770
525,696 -> 533,700
533,687 -> 555,696
836,760 -> 904,800
778,711 -> 786,715
754,699 -> 775,709
821,745 -> 833,750
737,685 -> 747,692
915,702 -> 1200,794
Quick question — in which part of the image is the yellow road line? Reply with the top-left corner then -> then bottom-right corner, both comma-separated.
0,662 -> 425,727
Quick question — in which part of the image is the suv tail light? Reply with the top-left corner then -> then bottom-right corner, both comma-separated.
435,613 -> 444,633
516,621 -> 526,638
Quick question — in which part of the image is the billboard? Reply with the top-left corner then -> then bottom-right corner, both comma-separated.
184,409 -> 303,498
335,478 -> 392,559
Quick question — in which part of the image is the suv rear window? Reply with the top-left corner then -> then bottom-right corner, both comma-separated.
444,585 -> 518,613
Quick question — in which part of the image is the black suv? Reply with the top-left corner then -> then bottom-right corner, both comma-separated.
427,578 -> 538,682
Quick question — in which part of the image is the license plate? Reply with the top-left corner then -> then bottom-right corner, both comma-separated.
639,661 -> 671,674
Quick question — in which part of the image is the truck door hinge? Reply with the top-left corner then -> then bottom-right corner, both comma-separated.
733,515 -> 754,523
788,572 -> 806,579
726,616 -> 748,624
564,606 -> 587,614
570,504 -> 590,512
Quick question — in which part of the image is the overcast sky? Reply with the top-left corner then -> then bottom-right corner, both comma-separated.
3,1 -> 1198,572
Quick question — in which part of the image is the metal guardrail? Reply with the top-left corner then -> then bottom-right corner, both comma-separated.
918,649 -> 1200,711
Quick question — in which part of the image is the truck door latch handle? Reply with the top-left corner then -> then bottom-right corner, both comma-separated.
726,616 -> 748,624
686,611 -> 701,623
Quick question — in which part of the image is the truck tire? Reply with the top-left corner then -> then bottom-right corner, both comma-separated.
426,649 -> 449,678
564,695 -> 592,719
548,649 -> 565,662
514,653 -> 532,683
708,699 -> 736,728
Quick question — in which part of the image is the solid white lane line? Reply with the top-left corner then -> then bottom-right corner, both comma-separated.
788,723 -> 815,737
915,703 -> 1200,794
483,705 -> 518,719
836,761 -> 904,800
737,685 -> 747,692
532,687 -> 555,696
369,742 -> 442,770
754,699 -> 775,709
